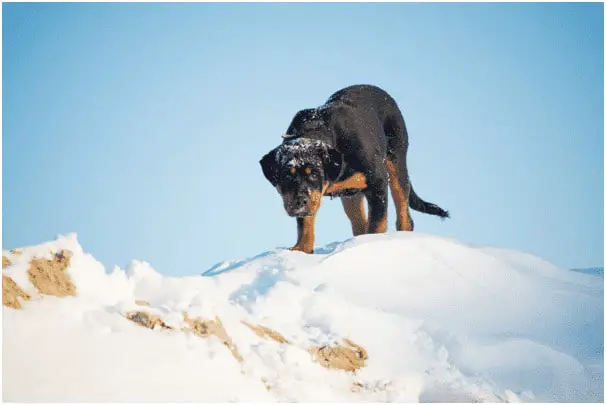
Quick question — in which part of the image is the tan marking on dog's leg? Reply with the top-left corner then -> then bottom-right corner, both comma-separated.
386,160 -> 413,231
368,213 -> 387,233
291,215 -> 316,253
291,183 -> 327,254
326,173 -> 367,194
366,191 -> 388,234
307,189 -> 324,214
341,195 -> 368,236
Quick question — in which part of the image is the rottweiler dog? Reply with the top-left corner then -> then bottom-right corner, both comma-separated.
260,84 -> 449,253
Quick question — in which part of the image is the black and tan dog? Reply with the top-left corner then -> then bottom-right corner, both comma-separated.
260,84 -> 449,253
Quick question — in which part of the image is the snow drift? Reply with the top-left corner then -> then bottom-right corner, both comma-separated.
2,232 -> 603,402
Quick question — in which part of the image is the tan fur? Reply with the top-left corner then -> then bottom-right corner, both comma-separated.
367,201 -> 388,233
307,189 -> 324,214
291,215 -> 316,253
326,173 -> 367,195
372,215 -> 388,233
386,160 -> 413,231
3,256 -> 11,268
341,195 -> 368,236
292,183 -> 329,253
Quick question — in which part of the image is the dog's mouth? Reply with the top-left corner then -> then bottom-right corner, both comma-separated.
282,189 -> 325,217
284,202 -> 313,217
285,206 -> 313,217
283,193 -> 314,217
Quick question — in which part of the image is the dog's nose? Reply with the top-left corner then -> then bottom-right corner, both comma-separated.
294,195 -> 309,209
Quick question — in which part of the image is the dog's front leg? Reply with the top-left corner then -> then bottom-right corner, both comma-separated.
291,216 -> 315,253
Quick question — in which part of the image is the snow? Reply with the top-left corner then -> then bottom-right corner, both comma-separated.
2,232 -> 603,402
275,138 -> 327,168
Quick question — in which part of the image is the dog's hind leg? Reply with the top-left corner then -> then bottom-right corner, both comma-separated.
384,113 -> 414,231
384,111 -> 448,223
386,158 -> 414,231
341,194 -> 368,236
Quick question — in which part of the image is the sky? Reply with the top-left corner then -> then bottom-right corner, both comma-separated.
2,2 -> 603,276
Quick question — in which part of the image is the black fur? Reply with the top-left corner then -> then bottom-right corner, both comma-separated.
260,84 -> 449,249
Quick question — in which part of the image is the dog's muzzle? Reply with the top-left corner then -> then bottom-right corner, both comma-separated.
284,193 -> 311,217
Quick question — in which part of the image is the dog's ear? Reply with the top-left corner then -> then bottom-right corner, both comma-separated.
323,147 -> 343,182
260,148 -> 279,186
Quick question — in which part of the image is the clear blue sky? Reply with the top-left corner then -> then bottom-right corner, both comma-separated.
3,3 -> 603,275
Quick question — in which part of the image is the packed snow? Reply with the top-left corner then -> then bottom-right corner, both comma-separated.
2,232 -> 603,402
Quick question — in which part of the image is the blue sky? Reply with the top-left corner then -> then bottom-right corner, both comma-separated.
3,3 -> 603,275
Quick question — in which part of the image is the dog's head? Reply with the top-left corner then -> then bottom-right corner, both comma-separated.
260,138 -> 343,217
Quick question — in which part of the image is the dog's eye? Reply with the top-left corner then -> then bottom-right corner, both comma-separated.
289,167 -> 296,175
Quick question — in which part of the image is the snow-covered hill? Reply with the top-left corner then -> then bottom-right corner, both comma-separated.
2,233 -> 603,402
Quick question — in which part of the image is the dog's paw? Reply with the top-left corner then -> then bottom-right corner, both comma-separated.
290,245 -> 313,254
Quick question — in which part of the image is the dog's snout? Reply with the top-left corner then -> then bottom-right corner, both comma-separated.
284,192 -> 311,217
294,194 -> 309,208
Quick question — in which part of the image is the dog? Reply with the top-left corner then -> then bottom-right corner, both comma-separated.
260,84 -> 449,253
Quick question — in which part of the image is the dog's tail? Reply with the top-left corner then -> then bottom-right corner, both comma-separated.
409,183 -> 450,219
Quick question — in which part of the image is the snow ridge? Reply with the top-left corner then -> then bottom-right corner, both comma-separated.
2,232 -> 603,402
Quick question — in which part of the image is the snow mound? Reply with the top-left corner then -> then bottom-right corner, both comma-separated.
2,232 -> 603,402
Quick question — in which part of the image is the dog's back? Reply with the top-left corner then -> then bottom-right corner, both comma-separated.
326,84 -> 401,118
325,85 -> 409,161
